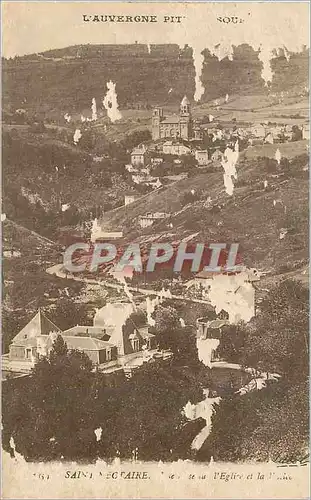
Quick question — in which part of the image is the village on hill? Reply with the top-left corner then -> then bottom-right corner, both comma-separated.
2,38 -> 309,467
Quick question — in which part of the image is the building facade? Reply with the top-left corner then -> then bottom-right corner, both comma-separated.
131,145 -> 147,166
6,305 -> 162,374
152,96 -> 193,141
195,149 -> 209,166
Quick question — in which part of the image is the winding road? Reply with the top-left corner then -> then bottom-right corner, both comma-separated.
46,263 -> 212,305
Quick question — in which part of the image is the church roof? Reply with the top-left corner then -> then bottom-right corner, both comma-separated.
12,310 -> 61,344
161,116 -> 181,124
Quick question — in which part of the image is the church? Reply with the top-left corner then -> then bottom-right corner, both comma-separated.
151,96 -> 193,141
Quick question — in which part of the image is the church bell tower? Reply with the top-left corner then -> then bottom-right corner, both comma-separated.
179,96 -> 192,139
180,95 -> 191,117
152,107 -> 163,140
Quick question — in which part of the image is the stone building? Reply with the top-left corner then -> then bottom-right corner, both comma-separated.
131,145 -> 147,166
152,96 -> 193,140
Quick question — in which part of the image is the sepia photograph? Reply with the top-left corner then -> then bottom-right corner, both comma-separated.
1,1 -> 309,498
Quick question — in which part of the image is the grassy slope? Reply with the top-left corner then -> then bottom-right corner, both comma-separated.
99,146 -> 308,272
2,126 -> 136,218
3,44 -> 308,118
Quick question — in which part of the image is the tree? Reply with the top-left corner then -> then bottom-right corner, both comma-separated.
122,129 -> 152,150
152,305 -> 200,366
98,361 -> 205,461
214,280 -> 309,381
198,279 -> 309,463
2,334 -> 98,461
291,125 -> 303,142
243,280 -> 308,381
215,323 -> 247,364
199,379 -> 309,463
48,298 -> 91,331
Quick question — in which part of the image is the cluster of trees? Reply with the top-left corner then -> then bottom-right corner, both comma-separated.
179,189 -> 203,207
3,280 -> 308,463
215,280 -> 308,382
151,154 -> 198,178
151,305 -> 200,367
2,303 -> 208,462
2,131 -> 130,238
200,279 -> 309,462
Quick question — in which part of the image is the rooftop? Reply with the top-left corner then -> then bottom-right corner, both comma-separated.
63,325 -> 109,338
12,334 -> 114,351
12,309 -> 61,344
181,95 -> 190,106
131,145 -> 147,155
161,115 -> 182,124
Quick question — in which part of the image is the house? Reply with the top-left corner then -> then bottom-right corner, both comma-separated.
193,125 -> 203,140
93,301 -> 157,356
152,96 -> 192,140
10,309 -> 61,346
91,218 -> 123,242
7,310 -> 119,368
5,304 -> 164,376
131,172 -> 151,184
131,145 -> 147,166
211,149 -> 223,161
124,193 -> 139,206
201,123 -> 220,135
125,164 -> 138,173
138,212 -> 170,228
62,325 -> 111,340
9,333 -> 118,366
195,149 -> 209,166
212,129 -> 224,142
162,141 -> 192,156
147,177 -> 162,189
150,157 -> 163,165
268,125 -> 283,139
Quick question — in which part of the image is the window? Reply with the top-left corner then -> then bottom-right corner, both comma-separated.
25,348 -> 32,359
130,339 -> 140,352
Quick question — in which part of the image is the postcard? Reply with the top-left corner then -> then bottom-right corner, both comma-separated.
1,1 -> 309,498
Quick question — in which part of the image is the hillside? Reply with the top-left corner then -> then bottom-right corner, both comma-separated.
2,43 -> 309,278
2,124 -> 147,239
98,147 -> 309,273
3,44 -> 309,118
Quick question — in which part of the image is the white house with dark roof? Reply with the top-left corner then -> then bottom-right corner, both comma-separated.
5,304 -> 164,375
162,141 -> 192,156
